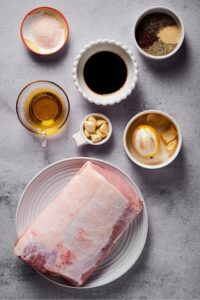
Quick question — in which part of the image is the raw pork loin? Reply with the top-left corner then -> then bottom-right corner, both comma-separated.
14,162 -> 143,286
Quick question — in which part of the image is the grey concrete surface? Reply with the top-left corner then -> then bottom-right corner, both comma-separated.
0,0 -> 200,299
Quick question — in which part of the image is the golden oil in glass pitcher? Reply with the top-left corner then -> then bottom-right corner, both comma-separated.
25,88 -> 67,135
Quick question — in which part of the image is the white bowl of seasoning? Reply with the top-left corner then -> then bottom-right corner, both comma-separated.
73,113 -> 112,146
73,40 -> 138,105
20,6 -> 69,55
133,6 -> 184,60
123,110 -> 182,169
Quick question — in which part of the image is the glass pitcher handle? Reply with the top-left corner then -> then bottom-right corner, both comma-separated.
41,132 -> 47,148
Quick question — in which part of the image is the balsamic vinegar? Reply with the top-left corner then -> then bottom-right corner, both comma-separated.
83,51 -> 127,95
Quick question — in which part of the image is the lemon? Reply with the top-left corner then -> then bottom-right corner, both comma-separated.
132,125 -> 160,158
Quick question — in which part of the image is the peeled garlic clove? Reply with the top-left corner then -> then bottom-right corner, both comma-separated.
146,113 -> 166,125
88,116 -> 97,127
161,125 -> 177,144
166,139 -> 178,152
99,122 -> 109,136
84,129 -> 91,138
96,129 -> 105,138
96,119 -> 106,128
83,120 -> 96,133
91,134 -> 102,143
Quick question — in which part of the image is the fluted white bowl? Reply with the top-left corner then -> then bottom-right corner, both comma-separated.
73,40 -> 138,106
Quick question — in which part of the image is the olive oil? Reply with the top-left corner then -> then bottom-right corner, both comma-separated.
25,88 -> 67,135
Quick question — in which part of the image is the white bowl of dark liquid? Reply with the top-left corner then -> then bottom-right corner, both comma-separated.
73,40 -> 138,105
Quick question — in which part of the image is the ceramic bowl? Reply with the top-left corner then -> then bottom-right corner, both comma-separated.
20,6 -> 69,55
73,113 -> 112,146
73,40 -> 138,105
133,6 -> 184,60
123,110 -> 182,169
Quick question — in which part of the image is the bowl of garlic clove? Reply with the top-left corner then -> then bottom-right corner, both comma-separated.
73,113 -> 112,146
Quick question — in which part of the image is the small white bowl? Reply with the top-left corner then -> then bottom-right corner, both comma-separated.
73,113 -> 112,146
133,6 -> 184,60
123,110 -> 182,169
73,40 -> 138,105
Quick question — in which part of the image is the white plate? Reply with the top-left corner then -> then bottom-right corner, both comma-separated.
16,157 -> 148,289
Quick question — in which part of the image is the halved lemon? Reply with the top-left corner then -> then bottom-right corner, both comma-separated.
132,125 -> 160,158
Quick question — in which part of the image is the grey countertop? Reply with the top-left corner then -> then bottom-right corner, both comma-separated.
0,0 -> 200,299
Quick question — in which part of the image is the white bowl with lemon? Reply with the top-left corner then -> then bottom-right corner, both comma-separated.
123,110 -> 182,169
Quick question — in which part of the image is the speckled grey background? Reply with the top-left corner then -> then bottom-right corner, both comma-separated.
0,0 -> 200,299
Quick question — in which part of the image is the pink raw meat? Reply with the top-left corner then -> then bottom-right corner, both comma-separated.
14,161 -> 143,286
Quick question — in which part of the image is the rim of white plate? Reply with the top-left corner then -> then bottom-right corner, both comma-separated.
16,157 -> 148,289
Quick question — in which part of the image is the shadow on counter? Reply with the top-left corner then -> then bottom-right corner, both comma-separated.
25,41 -> 70,65
139,39 -> 190,81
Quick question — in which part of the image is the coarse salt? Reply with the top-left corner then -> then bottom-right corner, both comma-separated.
31,15 -> 63,49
